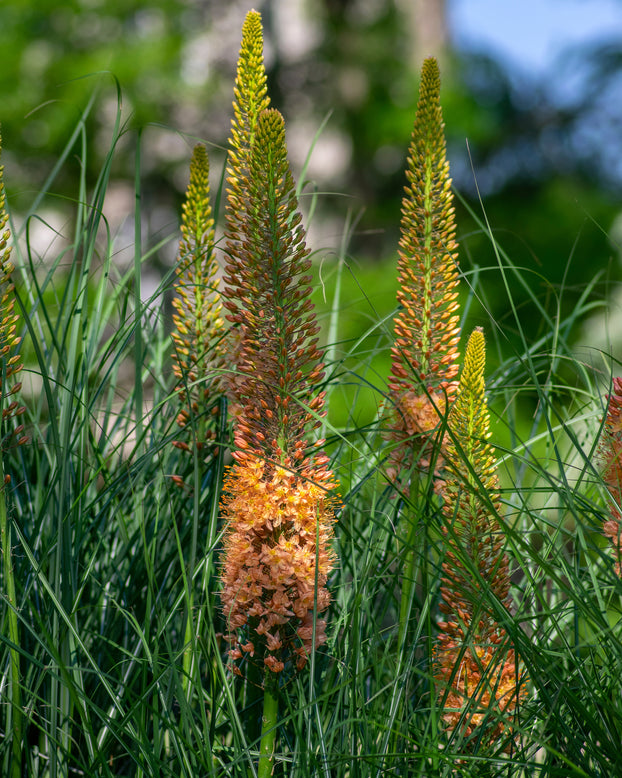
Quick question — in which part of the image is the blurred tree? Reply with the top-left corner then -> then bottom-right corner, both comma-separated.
307,1 -> 621,347
3,1 -> 185,183
1,0 -> 620,351
398,0 -> 450,69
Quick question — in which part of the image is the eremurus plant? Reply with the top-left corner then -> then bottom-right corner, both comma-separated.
386,59 -> 525,758
436,327 -> 526,751
170,142 -> 224,698
0,134 -> 28,778
386,58 -> 462,694
599,376 -> 622,574
387,56 -> 461,486
219,11 -> 337,776
220,107 -> 336,672
171,142 -> 224,469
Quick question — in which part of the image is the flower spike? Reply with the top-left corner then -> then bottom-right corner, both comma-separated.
0,132 -> 26,775
223,108 -> 326,473
229,10 -> 269,158
171,144 -> 224,467
220,96 -> 337,672
225,10 -> 270,265
387,57 -> 461,480
599,376 -> 622,574
222,9 -> 271,416
435,327 -> 526,749
0,138 -> 27,452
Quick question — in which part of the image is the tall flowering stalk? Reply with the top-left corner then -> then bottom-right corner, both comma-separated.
171,143 -> 224,472
219,8 -> 270,418
220,12 -> 337,776
221,105 -> 336,674
170,142 -> 224,697
386,58 -> 462,671
0,135 -> 28,778
387,56 -> 461,485
598,376 -> 622,574
435,327 -> 526,751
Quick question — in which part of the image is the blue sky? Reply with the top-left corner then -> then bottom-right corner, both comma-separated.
443,0 -> 622,191
449,0 -> 622,81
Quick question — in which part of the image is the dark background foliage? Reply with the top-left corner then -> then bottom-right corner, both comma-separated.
3,0 -> 622,353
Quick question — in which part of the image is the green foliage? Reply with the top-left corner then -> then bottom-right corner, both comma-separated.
1,0 -> 187,151
1,11 -> 622,778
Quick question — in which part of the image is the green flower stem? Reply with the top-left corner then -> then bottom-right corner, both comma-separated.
397,471 -> 423,655
0,455 -> 22,778
258,676 -> 278,778
182,582 -> 195,701
392,471 -> 427,761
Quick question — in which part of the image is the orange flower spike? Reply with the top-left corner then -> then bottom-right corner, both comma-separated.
171,144 -> 224,463
387,58 -> 461,480
435,328 -> 526,749
223,108 -> 325,472
390,57 -> 460,397
0,136 -> 27,449
220,12 -> 337,678
599,376 -> 622,574
221,12 -> 336,673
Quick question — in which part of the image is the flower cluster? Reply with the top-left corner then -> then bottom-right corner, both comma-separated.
435,641 -> 524,744
220,459 -> 336,673
435,328 -> 526,749
387,57 -> 461,483
599,376 -> 622,574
